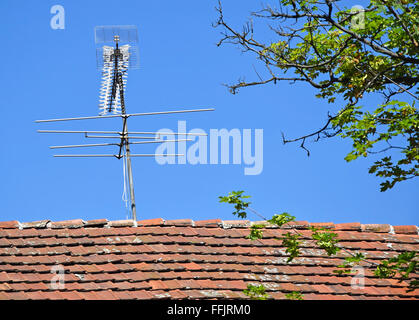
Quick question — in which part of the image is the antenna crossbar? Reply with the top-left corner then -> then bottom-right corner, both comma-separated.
84,135 -> 157,139
50,142 -> 120,149
38,130 -> 207,136
129,139 -> 192,145
50,139 -> 192,149
54,154 -> 183,158
35,108 -> 215,123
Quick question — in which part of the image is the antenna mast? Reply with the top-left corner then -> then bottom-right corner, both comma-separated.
36,25 -> 214,221
106,34 -> 137,220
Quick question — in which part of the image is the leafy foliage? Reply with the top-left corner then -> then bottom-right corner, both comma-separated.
336,101 -> 419,191
282,232 -> 302,262
243,284 -> 269,300
219,191 -> 418,300
218,191 -> 251,218
268,213 -> 296,227
215,0 -> 419,191
285,291 -> 304,300
247,224 -> 264,240
310,227 -> 341,256
375,251 -> 418,291
334,252 -> 366,275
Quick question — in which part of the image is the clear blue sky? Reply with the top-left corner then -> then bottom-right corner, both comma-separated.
0,0 -> 417,225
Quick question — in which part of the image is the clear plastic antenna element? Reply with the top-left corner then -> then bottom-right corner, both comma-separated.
99,45 -> 130,115
96,25 -> 140,115
95,25 -> 139,69
95,25 -> 139,44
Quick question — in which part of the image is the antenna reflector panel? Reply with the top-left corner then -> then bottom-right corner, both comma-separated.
95,25 -> 138,44
95,25 -> 139,70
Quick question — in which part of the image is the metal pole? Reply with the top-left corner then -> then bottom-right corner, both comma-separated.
125,133 -> 137,221
120,114 -> 137,221
115,33 -> 137,221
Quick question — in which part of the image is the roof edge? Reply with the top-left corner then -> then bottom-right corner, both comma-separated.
0,219 -> 417,235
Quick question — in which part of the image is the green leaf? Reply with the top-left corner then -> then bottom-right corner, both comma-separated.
374,251 -> 418,291
268,213 -> 296,227
311,228 -> 341,256
334,252 -> 366,274
243,284 -> 269,300
282,232 -> 301,262
215,0 -> 419,192
247,224 -> 264,240
285,291 -> 304,300
219,191 -> 251,218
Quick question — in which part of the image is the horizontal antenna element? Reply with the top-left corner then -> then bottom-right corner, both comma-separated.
50,139 -> 192,149
35,108 -> 214,123
54,154 -> 183,158
38,130 -> 208,136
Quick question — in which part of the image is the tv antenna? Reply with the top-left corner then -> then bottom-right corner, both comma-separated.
36,25 -> 214,221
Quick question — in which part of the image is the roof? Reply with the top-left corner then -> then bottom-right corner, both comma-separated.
0,218 -> 418,300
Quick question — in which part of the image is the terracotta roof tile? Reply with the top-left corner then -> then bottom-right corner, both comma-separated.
334,222 -> 362,231
0,221 -> 20,229
107,220 -> 136,228
165,219 -> 194,226
195,219 -> 222,227
112,290 -> 134,299
282,220 -> 310,229
84,219 -> 108,227
20,220 -> 50,229
129,290 -> 154,299
362,224 -> 392,233
137,218 -> 165,226
169,289 -> 189,299
310,222 -> 335,229
49,219 -> 86,229
0,217 -> 417,300
60,290 -> 84,300
222,220 -> 250,228
6,291 -> 30,300
393,225 -> 418,235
